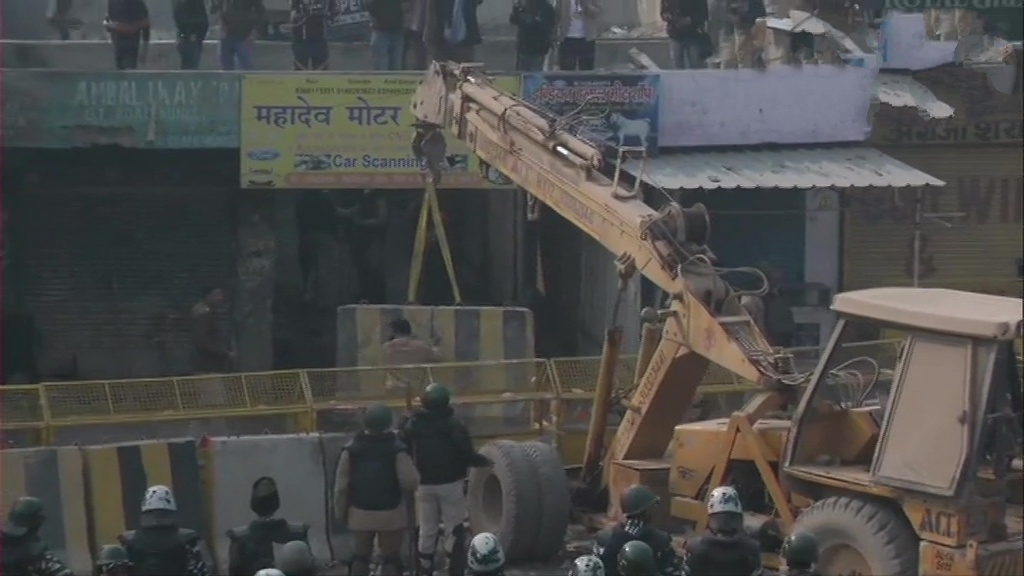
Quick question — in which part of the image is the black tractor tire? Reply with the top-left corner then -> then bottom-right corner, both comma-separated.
792,495 -> 919,576
520,441 -> 571,561
467,440 -> 542,562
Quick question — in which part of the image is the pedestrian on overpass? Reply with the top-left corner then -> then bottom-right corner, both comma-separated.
104,0 -> 151,70
118,485 -> 210,576
399,384 -> 492,576
335,404 -> 420,576
173,0 -> 209,69
291,0 -> 340,70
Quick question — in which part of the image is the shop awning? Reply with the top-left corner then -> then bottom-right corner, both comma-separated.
623,147 -> 945,191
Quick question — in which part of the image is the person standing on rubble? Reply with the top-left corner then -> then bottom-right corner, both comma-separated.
118,485 -> 210,576
662,0 -> 710,68
679,486 -> 762,576
400,383 -> 492,576
335,404 -> 420,576
0,497 -> 74,576
227,477 -> 309,576
191,287 -> 234,374
594,485 -> 679,576
718,0 -> 764,68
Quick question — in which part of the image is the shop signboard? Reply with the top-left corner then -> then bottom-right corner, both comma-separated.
239,73 -> 520,189
1,71 -> 240,148
520,72 -> 660,154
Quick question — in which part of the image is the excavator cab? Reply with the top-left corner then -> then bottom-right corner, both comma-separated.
782,287 -> 1023,575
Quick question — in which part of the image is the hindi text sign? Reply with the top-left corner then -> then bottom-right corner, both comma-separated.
240,73 -> 520,189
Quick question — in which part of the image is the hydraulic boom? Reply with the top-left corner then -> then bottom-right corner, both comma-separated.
409,62 -> 795,466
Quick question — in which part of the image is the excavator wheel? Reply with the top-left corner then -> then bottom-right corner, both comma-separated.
791,495 -> 918,576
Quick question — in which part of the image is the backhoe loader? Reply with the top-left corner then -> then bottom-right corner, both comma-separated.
408,62 -> 1024,575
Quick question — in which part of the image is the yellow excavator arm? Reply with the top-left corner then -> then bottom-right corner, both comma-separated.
410,62 -> 790,463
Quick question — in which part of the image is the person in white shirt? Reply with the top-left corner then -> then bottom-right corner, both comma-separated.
556,0 -> 601,69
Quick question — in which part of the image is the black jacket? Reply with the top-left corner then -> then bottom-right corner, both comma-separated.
227,518 -> 309,576
430,0 -> 483,47
509,0 -> 557,56
681,533 -> 763,576
174,0 -> 209,38
400,407 -> 488,485
661,0 -> 707,39
595,521 -> 679,576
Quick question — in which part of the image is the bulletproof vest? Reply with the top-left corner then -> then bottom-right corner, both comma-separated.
346,432 -> 403,511
684,533 -> 762,576
227,518 -> 308,574
0,534 -> 44,576
120,527 -> 198,576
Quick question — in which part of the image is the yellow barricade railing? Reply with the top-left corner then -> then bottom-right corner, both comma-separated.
4,344 -> 1020,448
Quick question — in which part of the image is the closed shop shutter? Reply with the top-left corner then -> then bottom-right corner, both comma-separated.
688,190 -> 807,286
843,145 -> 1023,296
21,188 -> 235,380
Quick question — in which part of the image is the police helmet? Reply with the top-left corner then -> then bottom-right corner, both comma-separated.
781,531 -> 819,569
467,532 -> 505,574
616,540 -> 657,576
3,496 -> 45,537
421,383 -> 451,411
363,404 -> 394,433
620,484 -> 660,517
569,554 -> 605,576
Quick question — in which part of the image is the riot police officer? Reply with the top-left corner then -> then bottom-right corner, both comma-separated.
400,383 -> 491,576
118,485 -> 210,576
569,554 -> 605,576
94,545 -> 132,576
780,532 -> 820,576
227,476 -> 309,576
593,485 -> 678,576
617,541 -> 658,576
0,497 -> 74,576
679,485 -> 762,576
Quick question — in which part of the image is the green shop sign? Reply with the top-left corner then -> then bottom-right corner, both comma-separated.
2,71 -> 240,148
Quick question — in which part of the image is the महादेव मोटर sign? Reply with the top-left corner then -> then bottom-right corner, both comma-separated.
239,73 -> 521,189
0,71 -> 240,148
520,72 -> 661,154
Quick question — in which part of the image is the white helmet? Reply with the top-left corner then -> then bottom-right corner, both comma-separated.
707,486 -> 743,515
467,532 -> 505,573
254,570 -> 285,576
570,554 -> 606,576
141,485 -> 177,513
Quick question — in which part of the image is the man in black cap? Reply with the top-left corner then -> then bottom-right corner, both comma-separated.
1,496 -> 74,576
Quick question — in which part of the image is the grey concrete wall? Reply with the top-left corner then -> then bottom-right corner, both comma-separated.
0,38 -> 672,71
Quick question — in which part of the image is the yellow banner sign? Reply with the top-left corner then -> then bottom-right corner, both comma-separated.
240,73 -> 520,189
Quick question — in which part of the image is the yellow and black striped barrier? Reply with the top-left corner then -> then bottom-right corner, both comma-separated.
81,440 -> 207,550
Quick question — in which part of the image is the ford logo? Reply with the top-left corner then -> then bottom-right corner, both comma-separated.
248,149 -> 280,161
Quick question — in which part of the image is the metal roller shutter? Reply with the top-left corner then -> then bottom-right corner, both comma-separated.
843,145 -> 1023,296
22,188 -> 235,380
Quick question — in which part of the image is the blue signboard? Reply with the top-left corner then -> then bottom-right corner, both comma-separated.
521,73 -> 660,154
2,71 -> 240,148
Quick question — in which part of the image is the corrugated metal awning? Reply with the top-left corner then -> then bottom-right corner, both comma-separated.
623,147 -> 945,191
872,73 -> 955,120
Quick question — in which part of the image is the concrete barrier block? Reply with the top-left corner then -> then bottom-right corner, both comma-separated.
206,434 -> 333,573
81,440 -> 208,554
0,446 -> 92,574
